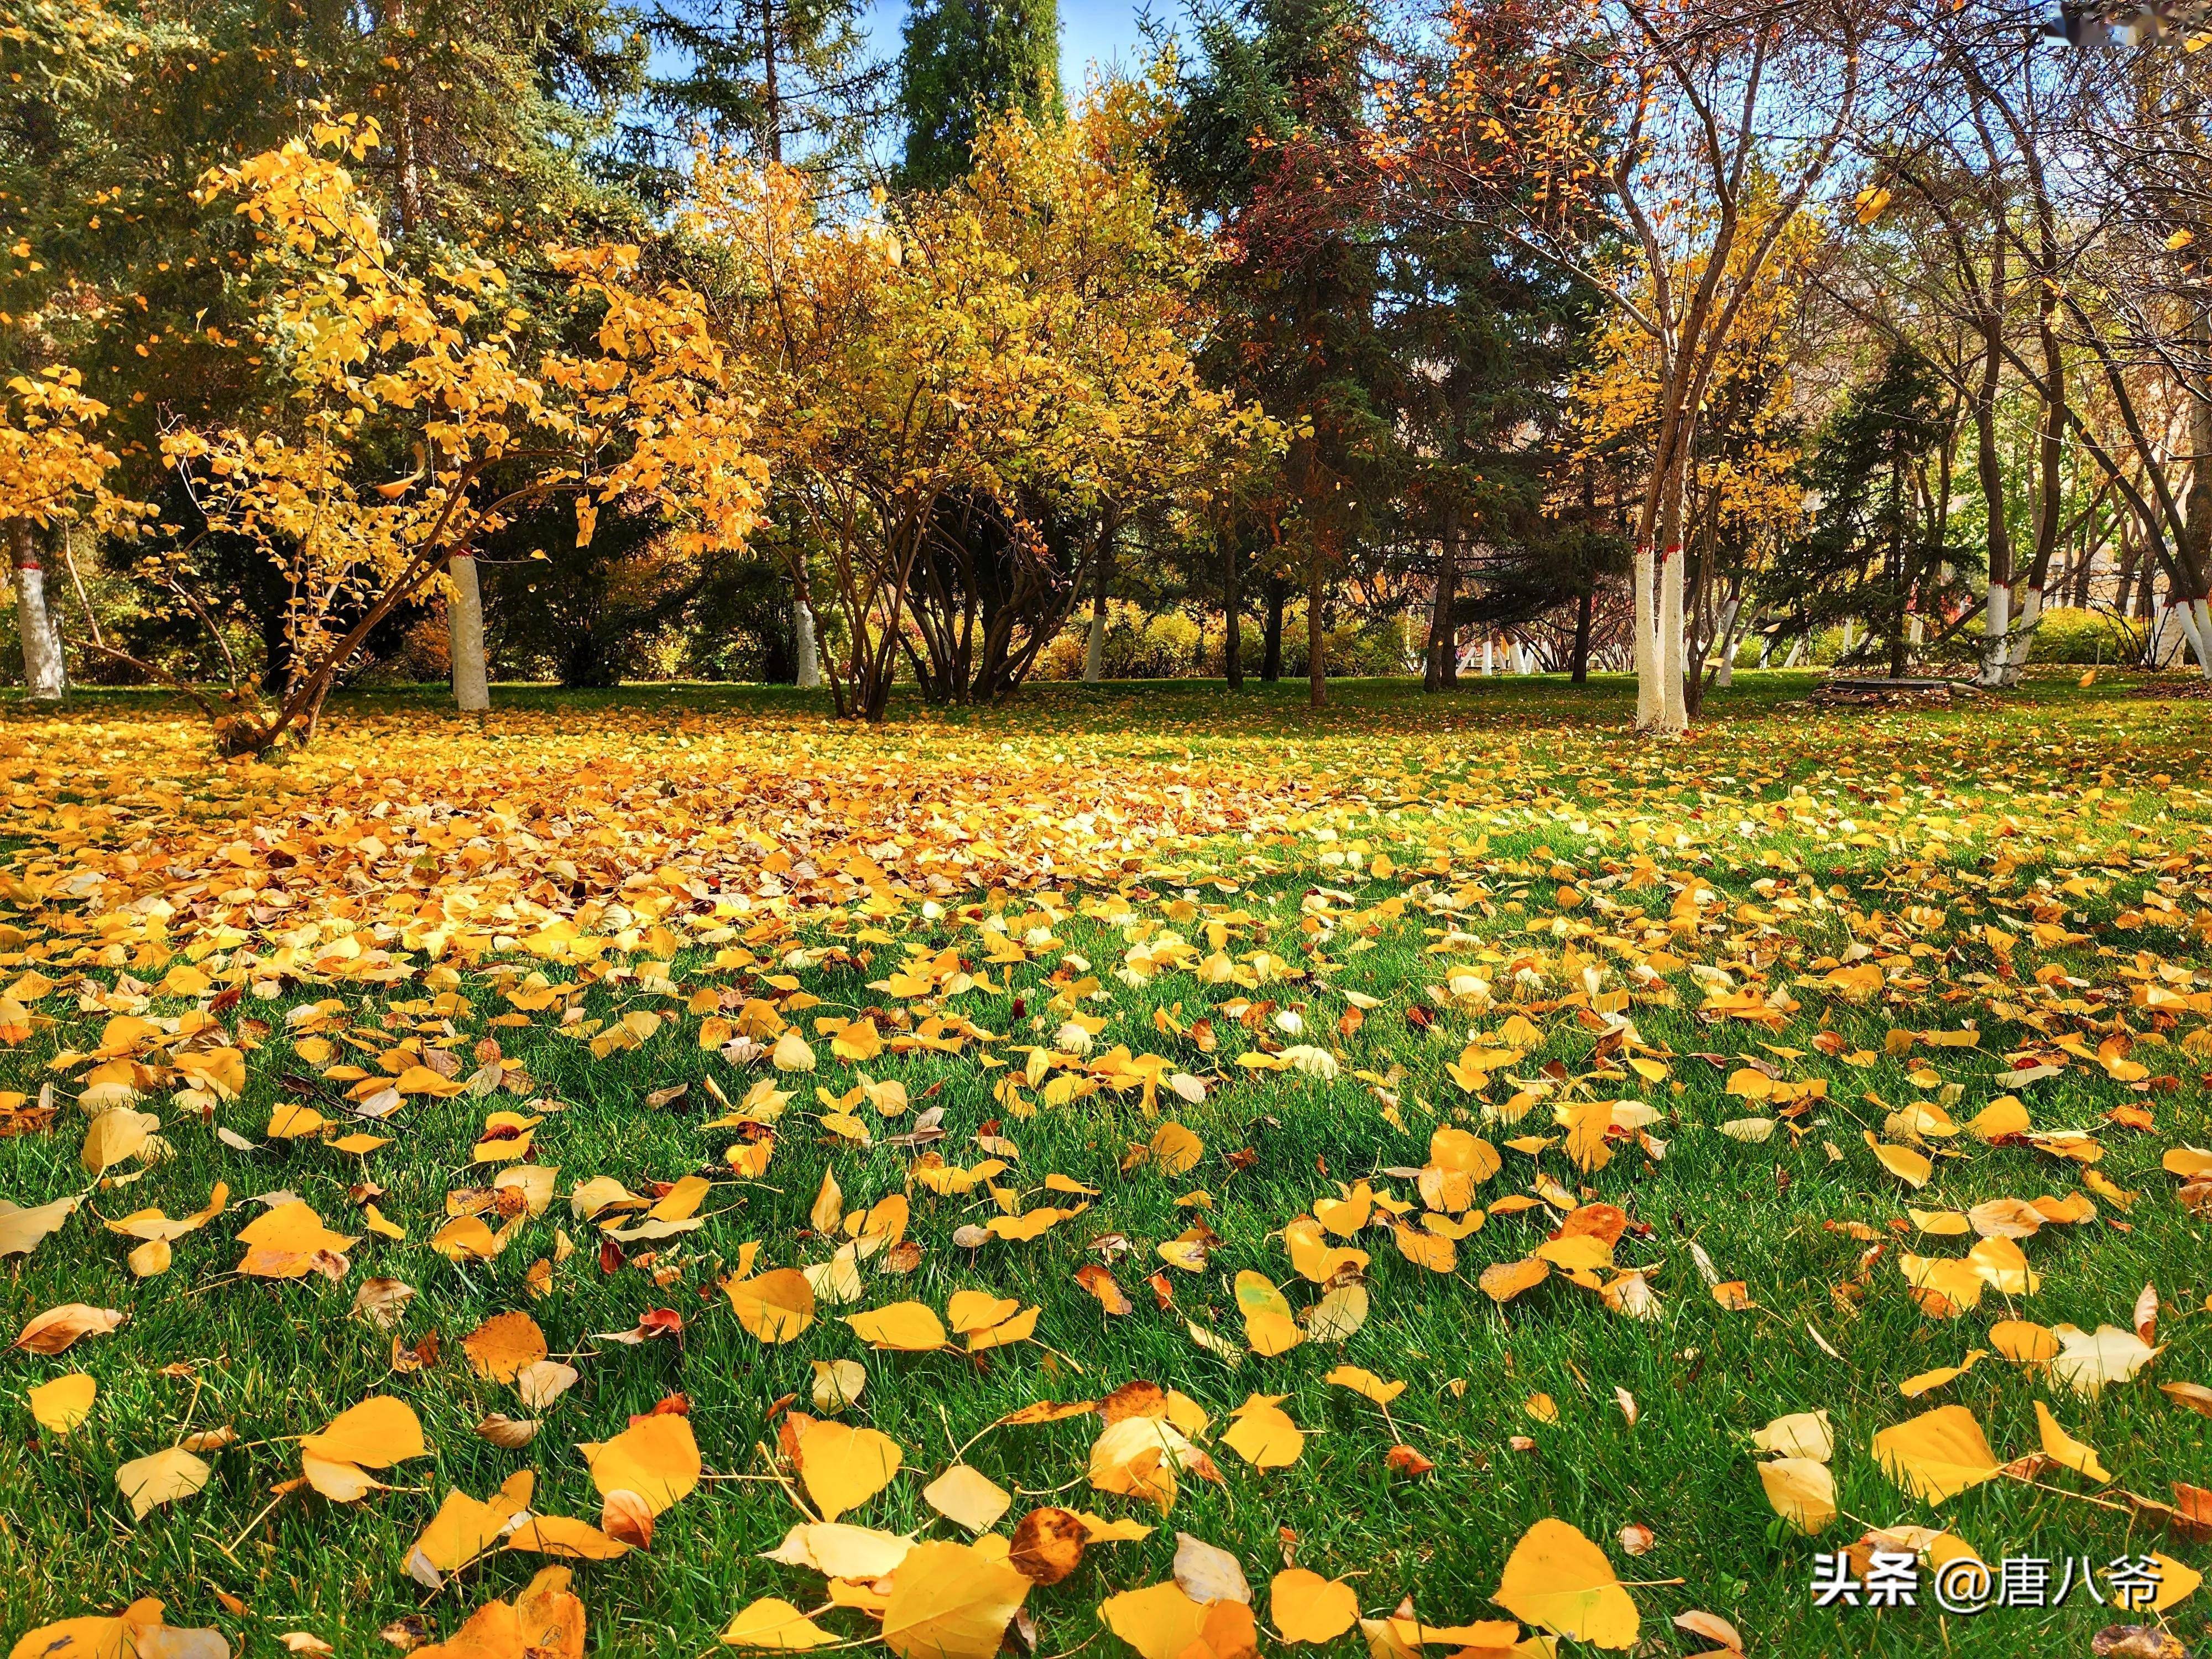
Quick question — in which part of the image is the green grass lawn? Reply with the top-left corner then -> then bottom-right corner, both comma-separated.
3,669 -> 2210,1658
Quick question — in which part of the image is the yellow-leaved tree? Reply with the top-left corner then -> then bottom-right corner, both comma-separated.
688,93 -> 1269,720
143,114 -> 766,752
1568,190 -> 1815,714
1,368 -> 145,700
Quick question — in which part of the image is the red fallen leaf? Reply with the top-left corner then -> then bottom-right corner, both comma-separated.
391,1331 -> 439,1373
478,1123 -> 525,1142
1404,1005 -> 1434,1032
1551,1203 -> 1629,1248
2174,1481 -> 2212,1540
1146,1271 -> 1175,1310
1075,1264 -> 1134,1316
1385,1444 -> 1434,1476
649,1392 -> 690,1416
775,1410 -> 810,1464
1226,1147 -> 1259,1172
762,1392 -> 797,1426
598,1237 -> 626,1275
601,1308 -> 685,1347
209,985 -> 244,1015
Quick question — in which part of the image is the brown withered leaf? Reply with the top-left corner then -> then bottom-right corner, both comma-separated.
477,1413 -> 540,1449
1008,1508 -> 1089,1585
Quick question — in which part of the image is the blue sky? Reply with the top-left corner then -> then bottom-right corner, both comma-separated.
858,0 -> 1182,97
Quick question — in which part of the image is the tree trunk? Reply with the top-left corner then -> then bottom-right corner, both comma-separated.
1571,586 -> 1593,684
1975,228 -> 2014,688
2180,305 -> 2212,680
1082,508 -> 1114,684
389,0 -> 426,238
760,0 -> 783,164
447,550 -> 489,712
1710,597 -> 1740,690
1888,445 -> 1911,680
1631,535 -> 1657,726
2114,527 -> 2140,620
1655,466 -> 1688,731
2004,207 -> 2068,682
1223,533 -> 1243,689
1424,513 -> 1457,693
10,520 -> 66,701
1637,398 -> 1694,731
791,544 -> 822,689
794,598 -> 820,688
1261,572 -> 1285,683
1306,551 -> 1326,709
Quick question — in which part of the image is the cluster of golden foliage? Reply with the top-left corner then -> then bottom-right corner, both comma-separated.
684,97 -> 1272,717
0,368 -> 141,533
136,116 -> 768,749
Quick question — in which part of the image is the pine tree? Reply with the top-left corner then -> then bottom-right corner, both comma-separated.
1164,0 -> 1391,706
895,0 -> 1062,191
632,0 -> 883,196
1772,346 -> 1978,677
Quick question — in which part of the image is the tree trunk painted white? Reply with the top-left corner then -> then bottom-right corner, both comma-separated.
1841,620 -> 1855,655
2162,595 -> 2198,670
2193,597 -> 2212,679
1712,598 -> 1741,688
794,598 -> 821,688
1481,638 -> 1494,676
1979,580 -> 2011,687
447,551 -> 489,712
10,521 -> 66,701
1656,539 -> 1687,731
1783,637 -> 1804,668
1632,539 -> 1660,728
2002,585 -> 2044,681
